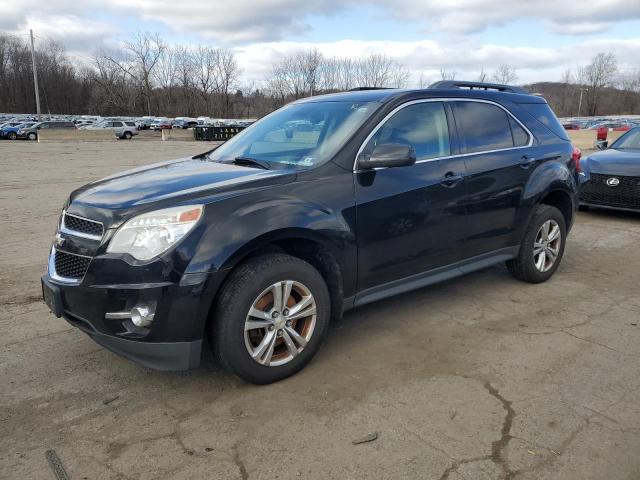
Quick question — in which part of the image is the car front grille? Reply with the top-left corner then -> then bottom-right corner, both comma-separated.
581,173 -> 640,210
63,213 -> 104,238
53,250 -> 92,279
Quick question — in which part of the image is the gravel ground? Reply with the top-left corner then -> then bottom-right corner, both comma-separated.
1,141 -> 640,480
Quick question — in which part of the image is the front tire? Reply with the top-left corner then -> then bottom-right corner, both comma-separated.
123,131 -> 132,140
210,254 -> 330,384
8,132 -> 17,140
507,204 -> 566,283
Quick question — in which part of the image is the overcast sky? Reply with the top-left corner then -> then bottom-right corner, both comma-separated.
2,0 -> 640,86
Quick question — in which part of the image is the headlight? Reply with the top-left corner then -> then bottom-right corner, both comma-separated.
107,205 -> 203,261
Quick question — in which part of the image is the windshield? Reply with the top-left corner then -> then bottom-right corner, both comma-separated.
207,101 -> 379,168
610,128 -> 640,150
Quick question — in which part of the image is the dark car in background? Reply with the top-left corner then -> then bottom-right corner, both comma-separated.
580,127 -> 640,212
0,121 -> 36,140
17,120 -> 76,140
42,81 -> 579,384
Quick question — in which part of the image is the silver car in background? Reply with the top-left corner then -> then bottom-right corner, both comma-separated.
82,120 -> 139,139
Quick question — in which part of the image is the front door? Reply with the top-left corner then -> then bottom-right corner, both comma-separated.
354,101 -> 468,293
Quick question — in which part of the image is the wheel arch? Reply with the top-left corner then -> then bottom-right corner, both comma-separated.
207,228 -> 346,330
539,188 -> 575,231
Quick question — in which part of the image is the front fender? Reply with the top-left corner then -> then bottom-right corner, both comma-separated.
185,167 -> 357,282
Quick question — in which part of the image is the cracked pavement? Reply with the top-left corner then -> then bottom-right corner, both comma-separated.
1,142 -> 640,479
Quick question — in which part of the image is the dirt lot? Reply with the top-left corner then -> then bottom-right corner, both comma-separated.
1,140 -> 640,480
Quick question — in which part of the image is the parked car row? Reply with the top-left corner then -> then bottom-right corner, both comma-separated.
562,118 -> 640,131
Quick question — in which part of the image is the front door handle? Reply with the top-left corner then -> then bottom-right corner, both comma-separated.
440,171 -> 463,188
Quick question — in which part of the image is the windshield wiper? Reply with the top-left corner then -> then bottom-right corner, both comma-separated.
229,156 -> 271,170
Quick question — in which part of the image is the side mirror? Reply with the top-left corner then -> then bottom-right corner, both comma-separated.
595,140 -> 608,150
358,143 -> 416,169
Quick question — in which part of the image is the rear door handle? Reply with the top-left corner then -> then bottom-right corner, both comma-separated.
440,172 -> 463,188
520,155 -> 536,168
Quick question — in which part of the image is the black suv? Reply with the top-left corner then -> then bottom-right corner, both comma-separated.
42,81 -> 579,384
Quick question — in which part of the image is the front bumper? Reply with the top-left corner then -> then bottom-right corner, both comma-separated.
42,267 -> 220,371
580,172 -> 640,212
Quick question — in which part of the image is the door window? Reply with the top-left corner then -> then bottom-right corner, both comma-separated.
454,102 -> 519,154
509,117 -> 529,147
364,102 -> 451,160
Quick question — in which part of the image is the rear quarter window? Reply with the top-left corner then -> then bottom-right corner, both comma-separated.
520,103 -> 568,141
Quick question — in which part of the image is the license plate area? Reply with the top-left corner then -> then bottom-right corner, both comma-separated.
42,277 -> 63,318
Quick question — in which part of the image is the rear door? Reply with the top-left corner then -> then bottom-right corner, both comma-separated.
354,100 -> 468,292
451,100 -> 534,258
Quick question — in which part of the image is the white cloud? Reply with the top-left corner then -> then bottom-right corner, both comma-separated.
234,37 -> 640,86
1,0 -> 639,85
3,0 -> 639,43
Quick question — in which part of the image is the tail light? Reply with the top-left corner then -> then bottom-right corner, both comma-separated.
572,146 -> 582,173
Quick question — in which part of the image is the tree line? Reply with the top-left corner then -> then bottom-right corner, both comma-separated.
1,32 -> 638,119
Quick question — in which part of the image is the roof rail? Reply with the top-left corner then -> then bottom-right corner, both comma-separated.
348,87 -> 394,91
428,80 -> 527,94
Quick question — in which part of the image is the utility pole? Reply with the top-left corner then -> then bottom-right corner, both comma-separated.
29,29 -> 41,120
577,88 -> 587,117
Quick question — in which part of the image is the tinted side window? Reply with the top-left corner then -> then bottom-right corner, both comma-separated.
366,102 -> 450,160
509,117 -> 529,147
454,102 -> 514,154
520,102 -> 568,140
125,122 -> 136,126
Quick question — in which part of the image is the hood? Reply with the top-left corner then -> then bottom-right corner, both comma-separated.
67,157 -> 295,225
584,149 -> 640,176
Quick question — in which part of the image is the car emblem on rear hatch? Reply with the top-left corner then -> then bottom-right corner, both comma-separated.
606,177 -> 620,187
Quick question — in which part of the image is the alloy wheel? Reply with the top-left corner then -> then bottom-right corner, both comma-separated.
244,280 -> 317,367
533,219 -> 561,272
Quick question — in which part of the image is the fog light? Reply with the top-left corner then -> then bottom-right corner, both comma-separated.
131,304 -> 155,327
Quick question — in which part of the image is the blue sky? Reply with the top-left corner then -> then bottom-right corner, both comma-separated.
2,0 -> 640,85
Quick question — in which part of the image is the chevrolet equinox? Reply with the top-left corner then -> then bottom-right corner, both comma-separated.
42,81 -> 579,384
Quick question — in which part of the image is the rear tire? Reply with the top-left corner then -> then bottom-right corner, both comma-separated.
507,204 -> 566,284
210,253 -> 330,384
27,132 -> 37,141
123,131 -> 132,140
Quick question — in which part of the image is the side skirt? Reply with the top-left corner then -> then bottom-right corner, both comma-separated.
344,246 -> 520,311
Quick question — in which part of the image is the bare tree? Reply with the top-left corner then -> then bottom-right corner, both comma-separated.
123,32 -> 165,115
578,52 -> 618,116
439,68 -> 456,80
476,68 -> 489,83
557,68 -> 575,117
192,45 -> 222,115
299,48 -> 323,95
357,53 -> 408,87
417,72 -> 431,88
492,64 -> 518,84
153,46 -> 180,114
217,49 -> 240,116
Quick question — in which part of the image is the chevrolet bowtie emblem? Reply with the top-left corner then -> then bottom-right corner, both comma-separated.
54,233 -> 65,247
